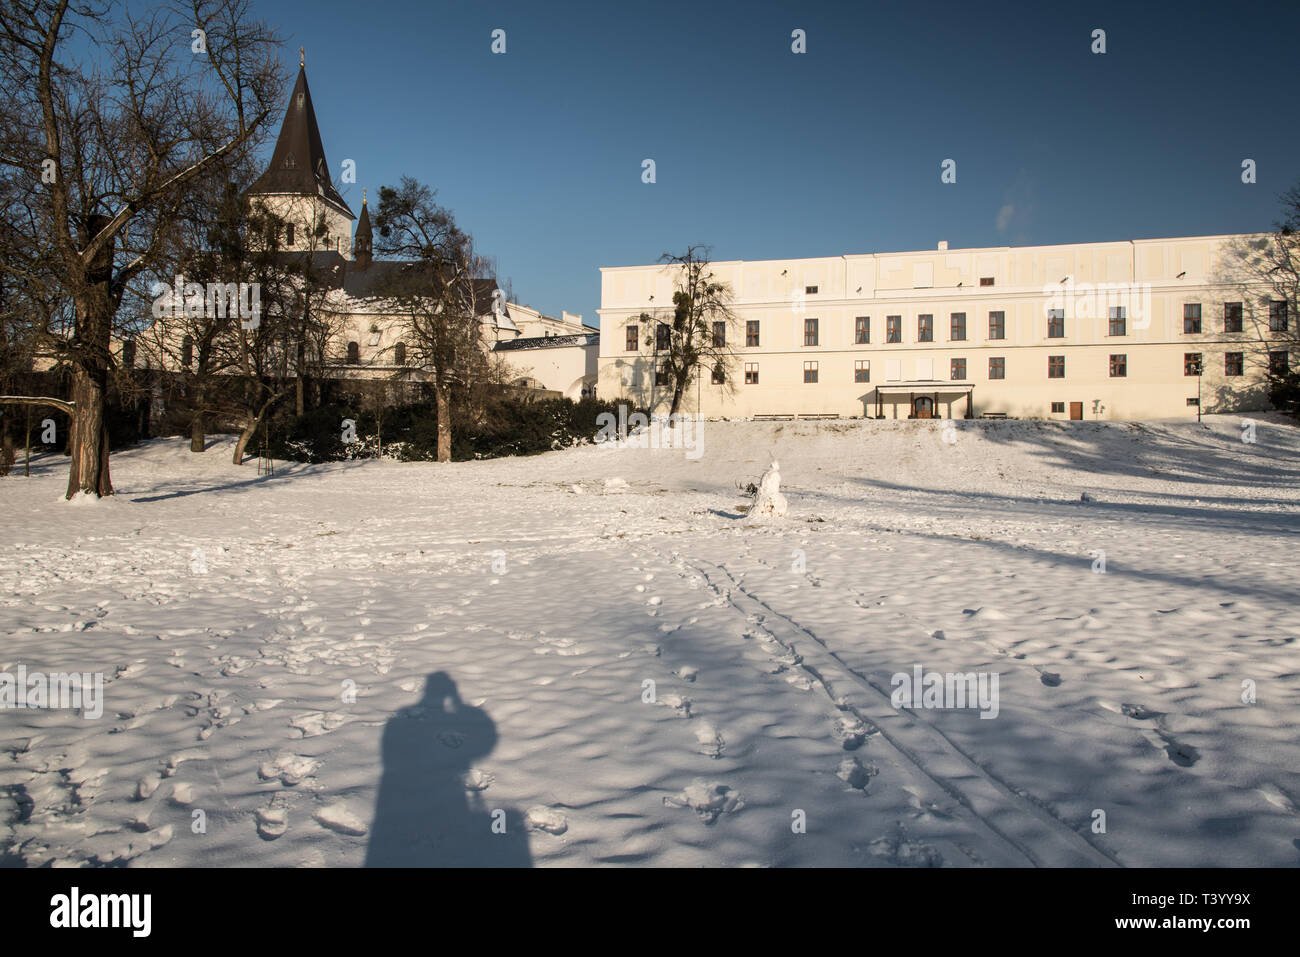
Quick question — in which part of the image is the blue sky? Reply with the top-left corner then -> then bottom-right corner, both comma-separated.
258,0 -> 1300,325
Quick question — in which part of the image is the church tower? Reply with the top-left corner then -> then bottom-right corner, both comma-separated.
354,189 -> 373,269
246,51 -> 355,258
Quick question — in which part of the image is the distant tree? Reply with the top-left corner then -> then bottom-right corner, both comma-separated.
0,0 -> 282,497
372,176 -> 497,462
643,245 -> 739,418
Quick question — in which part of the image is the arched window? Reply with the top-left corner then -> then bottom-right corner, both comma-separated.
346,341 -> 360,364
394,342 -> 406,366
181,335 -> 193,370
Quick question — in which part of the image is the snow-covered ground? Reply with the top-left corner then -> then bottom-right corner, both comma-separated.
2,414 -> 1299,867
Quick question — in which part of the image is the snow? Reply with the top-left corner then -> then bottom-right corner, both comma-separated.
1,414 -> 1299,867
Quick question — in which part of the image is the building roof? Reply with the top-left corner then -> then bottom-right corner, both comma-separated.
247,66 -> 354,219
493,333 -> 600,352
300,252 -> 499,314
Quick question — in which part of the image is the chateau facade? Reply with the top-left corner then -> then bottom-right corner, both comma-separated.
597,235 -> 1288,420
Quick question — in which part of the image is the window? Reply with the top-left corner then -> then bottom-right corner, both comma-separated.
122,339 -> 136,369
988,311 -> 1005,340
744,362 -> 759,385
656,323 -> 670,351
980,277 -> 995,287
805,285 -> 818,295
1270,350 -> 1289,375
182,335 -> 194,369
655,364 -> 668,387
394,342 -> 406,366
1184,303 -> 1202,334
1187,398 -> 1200,407
803,360 -> 818,383
712,321 -> 726,348
1109,306 -> 1126,337
804,317 -> 819,346
886,315 -> 902,343
625,324 -> 638,352
1225,352 -> 1244,376
346,341 -> 360,364
854,360 -> 870,383
918,314 -> 933,342
951,358 -> 966,380
1270,300 -> 1288,332
1184,353 -> 1202,376
950,312 -> 966,341
711,364 -> 725,385
1224,302 -> 1243,333
746,320 -> 760,347
1051,402 -> 1065,413
1048,355 -> 1065,378
286,223 -> 295,246
1109,354 -> 1127,377
989,357 -> 1005,379
854,316 -> 870,344
1047,308 -> 1065,338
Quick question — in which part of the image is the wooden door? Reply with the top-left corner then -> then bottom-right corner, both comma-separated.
914,397 -> 934,419
1069,402 -> 1083,420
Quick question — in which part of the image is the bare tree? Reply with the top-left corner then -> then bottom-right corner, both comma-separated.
646,245 -> 739,418
0,0 -> 282,497
1215,189 -> 1300,417
372,176 -> 497,462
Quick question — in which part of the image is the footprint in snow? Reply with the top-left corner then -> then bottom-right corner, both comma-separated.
1158,733 -> 1200,767
663,780 -> 743,824
837,757 -> 879,791
526,806 -> 568,835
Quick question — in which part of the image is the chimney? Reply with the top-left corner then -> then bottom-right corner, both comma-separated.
938,240 -> 948,251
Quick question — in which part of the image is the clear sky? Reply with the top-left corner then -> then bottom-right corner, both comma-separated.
257,0 -> 1300,326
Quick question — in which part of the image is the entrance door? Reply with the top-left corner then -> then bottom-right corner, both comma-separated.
1069,402 -> 1083,420
913,396 -> 935,419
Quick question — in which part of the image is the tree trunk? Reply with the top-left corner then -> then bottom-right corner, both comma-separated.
66,216 -> 115,499
66,363 -> 112,498
295,339 -> 305,416
233,420 -> 256,466
190,412 -> 205,453
435,378 -> 451,463
1,426 -> 13,477
669,380 -> 686,418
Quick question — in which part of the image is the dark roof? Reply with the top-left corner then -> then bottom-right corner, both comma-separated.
494,333 -> 600,351
297,253 -> 499,314
247,66 -> 354,219
355,199 -> 372,242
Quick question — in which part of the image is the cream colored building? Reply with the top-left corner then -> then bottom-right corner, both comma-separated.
597,235 -> 1290,420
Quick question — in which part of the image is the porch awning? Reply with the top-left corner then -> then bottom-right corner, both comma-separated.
874,381 -> 975,394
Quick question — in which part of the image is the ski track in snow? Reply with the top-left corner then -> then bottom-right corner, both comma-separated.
1,415 -> 1299,867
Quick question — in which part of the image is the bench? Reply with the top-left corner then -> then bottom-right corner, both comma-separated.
753,414 -> 795,421
980,412 -> 1008,419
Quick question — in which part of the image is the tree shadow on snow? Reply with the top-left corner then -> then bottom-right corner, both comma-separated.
365,672 -> 532,867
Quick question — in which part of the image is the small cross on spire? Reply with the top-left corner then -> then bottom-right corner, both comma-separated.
299,46 -> 305,67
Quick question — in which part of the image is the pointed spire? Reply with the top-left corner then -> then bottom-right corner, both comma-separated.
353,188 -> 372,268
246,63 -> 354,219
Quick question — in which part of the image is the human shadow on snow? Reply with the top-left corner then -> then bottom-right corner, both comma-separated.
365,671 -> 532,867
